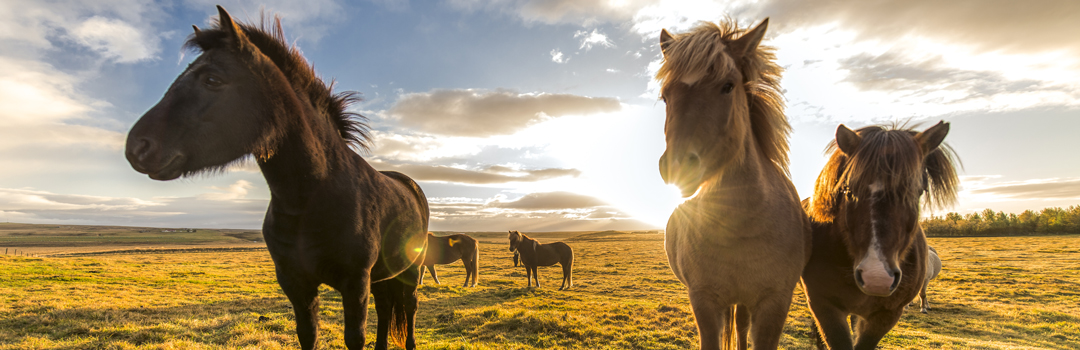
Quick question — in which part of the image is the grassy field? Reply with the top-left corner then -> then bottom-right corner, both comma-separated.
1,228 -> 1078,349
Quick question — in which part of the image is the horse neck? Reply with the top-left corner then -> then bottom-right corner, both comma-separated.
257,103 -> 373,213
699,134 -> 777,200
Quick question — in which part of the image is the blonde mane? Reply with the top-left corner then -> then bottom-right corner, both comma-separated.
656,20 -> 791,173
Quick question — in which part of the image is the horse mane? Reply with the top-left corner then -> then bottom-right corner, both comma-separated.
655,20 -> 790,173
184,15 -> 372,152
808,124 -> 960,222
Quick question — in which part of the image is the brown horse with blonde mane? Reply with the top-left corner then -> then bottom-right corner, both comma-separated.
657,18 -> 811,350
124,7 -> 428,350
802,122 -> 959,349
420,232 -> 480,287
508,230 -> 574,290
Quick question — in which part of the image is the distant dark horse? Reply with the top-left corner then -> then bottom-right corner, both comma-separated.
508,231 -> 574,290
420,232 -> 479,287
802,122 -> 959,349
124,7 -> 428,350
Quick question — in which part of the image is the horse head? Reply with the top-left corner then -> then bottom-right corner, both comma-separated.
126,6 -> 293,180
828,121 -> 954,296
508,230 -> 523,252
656,19 -> 781,197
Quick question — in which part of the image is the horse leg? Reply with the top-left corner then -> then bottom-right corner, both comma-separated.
418,265 -> 426,284
400,265 -> 421,350
808,305 -> 853,350
278,274 -> 320,350
748,293 -> 794,350
561,256 -> 573,290
372,280 -> 393,350
532,266 -> 540,289
920,281 -> 930,313
428,265 -> 441,285
853,312 -> 902,350
341,275 -> 372,350
525,265 -> 533,287
687,290 -> 732,350
734,305 -> 749,350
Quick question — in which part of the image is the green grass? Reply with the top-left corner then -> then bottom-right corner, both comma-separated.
1,231 -> 1078,349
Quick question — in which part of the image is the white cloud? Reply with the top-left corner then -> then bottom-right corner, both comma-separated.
574,29 -> 615,50
0,186 -> 269,229
386,89 -> 621,137
70,16 -> 160,63
550,48 -> 567,63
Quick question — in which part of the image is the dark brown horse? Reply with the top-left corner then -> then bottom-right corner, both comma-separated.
657,19 -> 811,350
802,122 -> 959,350
124,7 -> 428,350
507,230 -> 574,290
420,232 -> 479,287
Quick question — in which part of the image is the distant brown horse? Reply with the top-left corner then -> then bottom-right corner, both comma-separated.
508,230 -> 574,290
803,122 -> 959,349
918,246 -> 942,313
420,233 -> 479,287
124,7 -> 428,350
656,19 -> 811,350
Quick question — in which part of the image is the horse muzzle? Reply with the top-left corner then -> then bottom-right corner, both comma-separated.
854,260 -> 902,297
659,150 -> 704,198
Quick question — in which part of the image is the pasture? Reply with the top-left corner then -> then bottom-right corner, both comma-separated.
1,230 -> 1078,349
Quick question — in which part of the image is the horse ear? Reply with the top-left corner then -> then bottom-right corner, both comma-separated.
915,121 -> 950,155
660,29 -> 675,56
729,18 -> 768,58
192,25 -> 202,36
216,5 -> 249,46
836,124 -> 861,156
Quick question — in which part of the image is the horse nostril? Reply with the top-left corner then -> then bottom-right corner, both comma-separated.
132,138 -> 155,161
686,153 -> 700,169
854,268 -> 865,286
890,270 -> 902,290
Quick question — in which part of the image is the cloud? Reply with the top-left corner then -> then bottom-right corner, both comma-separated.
425,191 -> 653,231
574,29 -> 615,50
70,16 -> 160,63
447,0 -> 656,26
0,183 -> 268,229
370,159 -> 580,184
0,0 -> 165,63
750,0 -> 1080,55
550,48 -> 567,63
488,191 -> 607,209
386,89 -> 621,137
838,51 -> 1057,99
967,178 -> 1080,200
185,0 -> 347,42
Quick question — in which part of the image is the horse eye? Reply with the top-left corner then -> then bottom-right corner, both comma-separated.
720,82 -> 735,94
203,75 -> 224,88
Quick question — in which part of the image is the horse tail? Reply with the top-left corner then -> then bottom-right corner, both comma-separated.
387,278 -> 409,349
471,238 -> 480,285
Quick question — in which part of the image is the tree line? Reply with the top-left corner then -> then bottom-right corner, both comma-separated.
922,205 -> 1080,236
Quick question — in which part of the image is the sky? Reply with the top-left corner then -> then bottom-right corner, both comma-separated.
1,0 -> 1078,231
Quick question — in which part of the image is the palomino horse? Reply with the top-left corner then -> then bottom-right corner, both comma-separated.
507,231 -> 574,290
124,7 -> 428,350
918,246 -> 942,313
656,19 -> 811,350
420,233 -> 480,287
803,122 -> 959,349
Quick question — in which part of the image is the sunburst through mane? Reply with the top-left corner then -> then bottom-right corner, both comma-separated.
655,19 -> 791,173
184,15 -> 372,153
